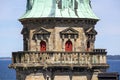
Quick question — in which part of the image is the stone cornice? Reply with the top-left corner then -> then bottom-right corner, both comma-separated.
19,18 -> 98,26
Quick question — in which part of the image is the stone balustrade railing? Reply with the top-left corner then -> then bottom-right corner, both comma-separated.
11,49 -> 108,68
93,49 -> 106,53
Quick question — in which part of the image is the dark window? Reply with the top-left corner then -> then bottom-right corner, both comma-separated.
87,41 -> 90,51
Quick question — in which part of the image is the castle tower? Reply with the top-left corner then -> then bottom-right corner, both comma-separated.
10,0 -> 109,80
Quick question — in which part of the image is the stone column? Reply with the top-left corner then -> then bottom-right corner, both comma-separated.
84,54 -> 87,64
71,39 -> 74,51
46,38 -> 49,51
37,40 -> 41,51
27,39 -> 30,51
99,55 -> 102,64
62,37 -> 64,51
34,35 -> 38,51
103,55 -> 106,63
74,39 -> 76,51
48,37 -> 50,51
64,38 -> 67,51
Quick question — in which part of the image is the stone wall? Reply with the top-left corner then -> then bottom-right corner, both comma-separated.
21,19 -> 96,52
16,68 -> 100,80
29,27 -> 87,52
17,18 -> 100,80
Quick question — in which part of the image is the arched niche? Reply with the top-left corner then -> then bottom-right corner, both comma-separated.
40,40 -> 46,51
65,40 -> 73,52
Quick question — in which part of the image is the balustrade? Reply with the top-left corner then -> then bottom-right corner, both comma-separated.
12,49 -> 107,68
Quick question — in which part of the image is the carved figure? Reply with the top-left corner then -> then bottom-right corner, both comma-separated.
57,0 -> 77,9
27,0 -> 33,10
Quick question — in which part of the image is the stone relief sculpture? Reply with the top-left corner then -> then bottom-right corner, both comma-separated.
57,0 -> 77,9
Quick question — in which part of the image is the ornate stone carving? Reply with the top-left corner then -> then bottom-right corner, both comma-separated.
60,27 -> 78,39
85,27 -> 97,51
33,27 -> 51,40
86,27 -> 97,35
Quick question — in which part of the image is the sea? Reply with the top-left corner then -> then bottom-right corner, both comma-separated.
0,59 -> 120,80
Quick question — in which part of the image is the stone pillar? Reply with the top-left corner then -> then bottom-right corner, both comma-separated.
64,38 -> 67,51
37,40 -> 41,51
46,39 -> 49,51
62,38 -> 64,51
28,39 -> 30,51
74,39 -> 76,51
35,35 -> 38,51
71,39 -> 74,51
48,37 -> 51,51
100,55 -> 103,63
103,55 -> 106,63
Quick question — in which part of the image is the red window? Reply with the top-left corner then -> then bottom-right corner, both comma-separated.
65,40 -> 72,52
40,41 -> 46,51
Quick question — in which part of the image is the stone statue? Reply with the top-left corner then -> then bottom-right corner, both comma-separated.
27,0 -> 33,10
57,0 -> 77,9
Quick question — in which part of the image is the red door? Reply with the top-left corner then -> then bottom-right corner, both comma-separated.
40,41 -> 46,51
65,40 -> 72,52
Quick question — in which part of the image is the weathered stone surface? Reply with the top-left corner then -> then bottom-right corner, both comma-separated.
15,68 -> 101,80
10,19 -> 108,80
22,19 -> 96,52
9,0 -> 109,80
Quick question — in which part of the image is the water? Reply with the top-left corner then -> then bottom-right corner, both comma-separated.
0,60 -> 16,80
0,60 -> 120,80
107,60 -> 120,73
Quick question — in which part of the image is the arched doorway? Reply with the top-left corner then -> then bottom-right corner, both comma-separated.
65,40 -> 72,51
40,40 -> 46,51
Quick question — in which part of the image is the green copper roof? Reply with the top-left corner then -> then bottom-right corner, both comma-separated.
20,0 -> 99,20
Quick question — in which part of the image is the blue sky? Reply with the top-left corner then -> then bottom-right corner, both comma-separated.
0,0 -> 120,57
